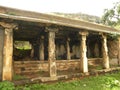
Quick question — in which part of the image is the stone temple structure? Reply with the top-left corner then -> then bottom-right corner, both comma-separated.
0,6 -> 120,81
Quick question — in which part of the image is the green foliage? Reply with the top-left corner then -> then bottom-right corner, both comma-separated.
107,34 -> 119,40
102,1 -> 120,27
103,77 -> 120,89
0,81 -> 15,90
14,41 -> 31,50
102,1 -> 120,40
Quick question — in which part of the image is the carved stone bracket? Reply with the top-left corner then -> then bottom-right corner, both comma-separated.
0,22 -> 17,29
66,37 -> 70,41
45,27 -> 58,33
79,31 -> 88,36
101,33 -> 107,39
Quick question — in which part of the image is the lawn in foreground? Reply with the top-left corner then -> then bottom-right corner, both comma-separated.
15,72 -> 120,90
1,72 -> 120,90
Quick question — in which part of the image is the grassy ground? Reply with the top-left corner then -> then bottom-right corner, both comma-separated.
1,72 -> 120,90
15,72 -> 120,90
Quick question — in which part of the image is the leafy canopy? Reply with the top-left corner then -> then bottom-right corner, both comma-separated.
102,1 -> 120,29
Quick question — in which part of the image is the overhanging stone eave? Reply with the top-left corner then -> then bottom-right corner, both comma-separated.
0,13 -> 120,35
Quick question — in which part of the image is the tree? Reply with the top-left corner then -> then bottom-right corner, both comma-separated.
102,1 -> 120,40
102,1 -> 120,28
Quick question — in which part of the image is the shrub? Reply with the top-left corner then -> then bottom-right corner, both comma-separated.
103,77 -> 120,89
0,81 -> 15,90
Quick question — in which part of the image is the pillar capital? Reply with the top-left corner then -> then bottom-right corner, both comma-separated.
99,33 -> 107,39
40,35 -> 44,40
45,27 -> 58,32
66,37 -> 70,41
102,34 -> 106,38
0,22 -> 17,29
79,31 -> 88,36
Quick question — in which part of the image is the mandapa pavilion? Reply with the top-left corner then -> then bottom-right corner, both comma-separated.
0,6 -> 120,81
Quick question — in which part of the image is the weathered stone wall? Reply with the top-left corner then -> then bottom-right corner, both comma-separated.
14,58 -> 102,74
56,44 -> 80,59
108,40 -> 119,65
56,44 -> 66,59
108,40 -> 119,58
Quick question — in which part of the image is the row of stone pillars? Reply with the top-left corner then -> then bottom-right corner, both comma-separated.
47,29 -> 110,77
0,22 -> 110,80
30,36 -> 45,60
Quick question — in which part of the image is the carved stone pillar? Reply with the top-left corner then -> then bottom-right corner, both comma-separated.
30,43 -> 34,58
66,38 -> 71,60
79,32 -> 88,73
47,27 -> 58,77
0,27 -> 4,81
101,34 -> 109,69
39,36 -> 44,60
0,22 -> 17,81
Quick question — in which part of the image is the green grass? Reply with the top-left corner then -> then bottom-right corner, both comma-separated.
15,72 -> 120,90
